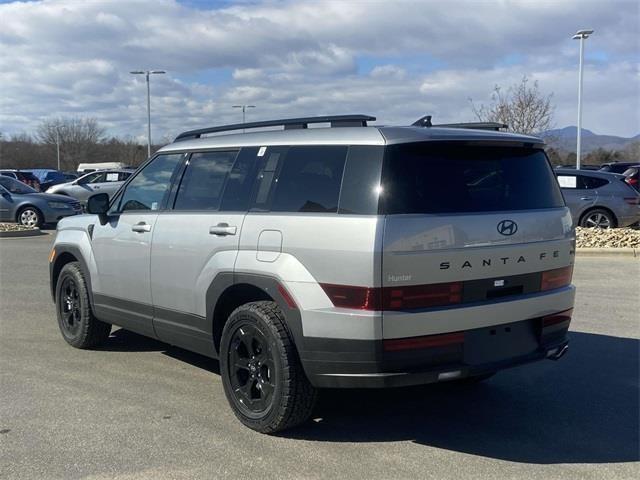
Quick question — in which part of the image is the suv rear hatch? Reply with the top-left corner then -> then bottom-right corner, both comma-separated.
380,142 -> 574,342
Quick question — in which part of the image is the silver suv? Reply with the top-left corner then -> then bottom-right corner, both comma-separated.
49,115 -> 576,433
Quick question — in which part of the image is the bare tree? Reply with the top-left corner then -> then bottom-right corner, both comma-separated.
36,117 -> 106,170
470,76 -> 554,135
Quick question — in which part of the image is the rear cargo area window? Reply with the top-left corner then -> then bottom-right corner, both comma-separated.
381,143 -> 564,214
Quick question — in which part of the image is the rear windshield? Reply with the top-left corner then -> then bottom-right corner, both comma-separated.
380,143 -> 564,214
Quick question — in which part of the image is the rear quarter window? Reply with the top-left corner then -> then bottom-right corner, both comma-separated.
381,143 -> 564,214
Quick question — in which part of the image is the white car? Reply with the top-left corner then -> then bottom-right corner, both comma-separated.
46,169 -> 133,205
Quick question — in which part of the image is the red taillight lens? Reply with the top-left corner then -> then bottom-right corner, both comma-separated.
319,284 -> 381,310
542,308 -> 573,328
320,281 -> 463,311
383,331 -> 465,352
540,265 -> 573,292
381,282 -> 462,310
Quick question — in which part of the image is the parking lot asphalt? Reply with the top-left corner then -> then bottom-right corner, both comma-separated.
1,234 -> 638,480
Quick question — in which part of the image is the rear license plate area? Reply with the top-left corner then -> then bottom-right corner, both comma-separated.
463,319 -> 539,365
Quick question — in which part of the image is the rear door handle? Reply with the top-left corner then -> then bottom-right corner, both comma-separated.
209,223 -> 237,236
131,222 -> 151,233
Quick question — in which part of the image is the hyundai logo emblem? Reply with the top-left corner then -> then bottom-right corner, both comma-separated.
497,219 -> 518,236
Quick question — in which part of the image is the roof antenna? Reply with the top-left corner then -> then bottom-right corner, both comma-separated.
411,115 -> 432,127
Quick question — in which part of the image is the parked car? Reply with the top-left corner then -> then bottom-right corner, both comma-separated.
0,169 -> 41,191
599,162 -> 640,174
77,162 -> 127,173
24,169 -> 68,191
555,169 -> 640,228
51,114 -> 576,433
63,171 -> 79,181
554,164 -> 599,170
0,176 -> 81,227
622,166 -> 639,192
46,169 -> 133,205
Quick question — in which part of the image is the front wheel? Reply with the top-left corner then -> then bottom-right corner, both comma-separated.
55,262 -> 111,348
17,206 -> 43,228
220,301 -> 317,433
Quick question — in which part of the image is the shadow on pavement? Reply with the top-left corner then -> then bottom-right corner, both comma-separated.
289,331 -> 639,465
98,328 -> 638,464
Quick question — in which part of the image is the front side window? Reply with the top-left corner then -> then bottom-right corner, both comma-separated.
270,146 -> 347,213
0,175 -> 36,194
117,153 -> 183,212
173,151 -> 238,210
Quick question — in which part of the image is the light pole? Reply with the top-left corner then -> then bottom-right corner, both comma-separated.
130,70 -> 165,157
233,105 -> 256,130
572,29 -> 594,170
55,126 -> 60,171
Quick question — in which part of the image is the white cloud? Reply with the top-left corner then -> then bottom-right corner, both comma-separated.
0,0 -> 638,143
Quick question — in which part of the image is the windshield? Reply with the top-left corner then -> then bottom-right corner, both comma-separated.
380,143 -> 564,214
0,176 -> 37,194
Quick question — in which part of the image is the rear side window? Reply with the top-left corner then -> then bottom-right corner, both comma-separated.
271,146 -> 347,213
557,174 -> 608,190
174,151 -> 238,211
581,176 -> 608,189
381,143 -> 564,214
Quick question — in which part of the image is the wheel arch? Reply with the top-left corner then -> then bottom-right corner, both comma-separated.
50,245 -> 95,309
579,206 -> 618,228
207,273 -> 304,357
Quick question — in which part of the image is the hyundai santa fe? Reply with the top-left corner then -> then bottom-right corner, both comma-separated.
49,115 -> 576,433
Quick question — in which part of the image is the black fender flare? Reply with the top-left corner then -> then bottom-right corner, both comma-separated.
50,243 -> 95,310
206,272 -> 305,358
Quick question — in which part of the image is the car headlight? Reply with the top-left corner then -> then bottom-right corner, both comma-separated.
47,201 -> 72,209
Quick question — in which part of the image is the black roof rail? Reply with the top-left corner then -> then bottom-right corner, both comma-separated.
174,114 -> 376,142
411,116 -> 508,131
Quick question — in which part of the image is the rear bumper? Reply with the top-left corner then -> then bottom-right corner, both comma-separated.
301,315 -> 570,388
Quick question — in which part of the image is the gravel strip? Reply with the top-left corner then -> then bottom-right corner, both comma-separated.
576,226 -> 640,249
0,223 -> 36,233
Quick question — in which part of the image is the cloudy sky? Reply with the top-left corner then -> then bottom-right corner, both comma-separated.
1,0 -> 638,144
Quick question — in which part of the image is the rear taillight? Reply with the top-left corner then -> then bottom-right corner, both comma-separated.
540,265 -> 573,292
381,282 -> 462,310
320,281 -> 463,311
542,308 -> 573,328
383,331 -> 465,352
318,284 -> 380,310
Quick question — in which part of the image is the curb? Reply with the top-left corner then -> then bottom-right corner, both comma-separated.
0,228 -> 47,238
576,247 -> 638,257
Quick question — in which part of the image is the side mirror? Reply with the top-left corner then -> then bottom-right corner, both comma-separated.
87,193 -> 110,224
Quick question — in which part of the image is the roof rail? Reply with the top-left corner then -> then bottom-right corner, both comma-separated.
411,116 -> 508,131
174,114 -> 376,142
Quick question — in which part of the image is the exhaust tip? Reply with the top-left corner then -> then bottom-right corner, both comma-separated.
547,344 -> 569,361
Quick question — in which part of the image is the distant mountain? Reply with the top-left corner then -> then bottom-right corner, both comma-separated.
542,126 -> 640,153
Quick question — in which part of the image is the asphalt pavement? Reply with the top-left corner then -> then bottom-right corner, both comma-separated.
1,234 -> 638,480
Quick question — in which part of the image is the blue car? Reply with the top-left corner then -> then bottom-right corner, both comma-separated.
0,176 -> 81,228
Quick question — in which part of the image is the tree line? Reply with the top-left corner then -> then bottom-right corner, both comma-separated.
0,118 -> 160,171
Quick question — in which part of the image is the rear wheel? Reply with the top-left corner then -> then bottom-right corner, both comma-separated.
220,301 -> 317,433
55,262 -> 111,348
17,206 -> 42,228
580,209 -> 615,228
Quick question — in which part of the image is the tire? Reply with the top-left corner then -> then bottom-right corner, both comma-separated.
220,301 -> 317,433
55,262 -> 111,349
17,206 -> 43,228
579,208 -> 615,228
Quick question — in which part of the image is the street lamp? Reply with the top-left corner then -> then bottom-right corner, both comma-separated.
233,104 -> 256,129
572,29 -> 594,170
130,70 -> 166,157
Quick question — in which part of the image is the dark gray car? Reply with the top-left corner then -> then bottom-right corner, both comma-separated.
46,169 -> 133,205
0,176 -> 81,227
556,169 -> 640,228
